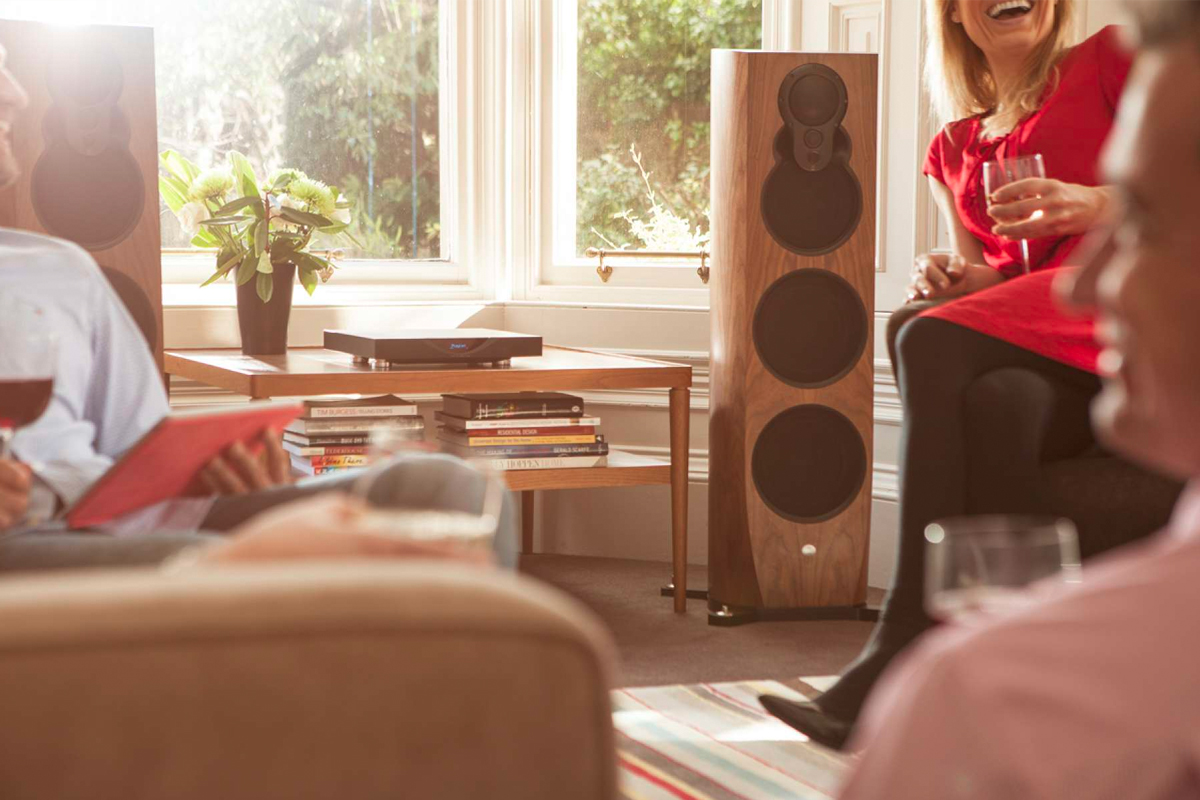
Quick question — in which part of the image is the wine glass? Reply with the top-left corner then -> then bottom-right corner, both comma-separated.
350,458 -> 505,562
925,515 -> 1081,623
983,153 -> 1046,274
0,332 -> 58,459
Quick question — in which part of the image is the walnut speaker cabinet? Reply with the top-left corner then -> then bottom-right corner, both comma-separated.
0,21 -> 162,366
708,51 -> 877,624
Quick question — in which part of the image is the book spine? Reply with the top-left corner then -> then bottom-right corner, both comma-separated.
470,404 -> 582,420
282,445 -> 371,457
292,417 -> 426,434
451,425 -> 597,438
436,413 -> 601,430
446,442 -> 609,458
441,434 -> 597,446
304,405 -> 418,419
472,455 -> 608,471
304,455 -> 371,467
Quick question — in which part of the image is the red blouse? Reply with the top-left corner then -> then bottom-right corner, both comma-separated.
919,26 -> 1132,374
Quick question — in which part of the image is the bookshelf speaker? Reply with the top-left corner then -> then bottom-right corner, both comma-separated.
708,51 -> 877,623
0,21 -> 162,365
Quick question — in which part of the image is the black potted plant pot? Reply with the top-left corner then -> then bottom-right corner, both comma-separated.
236,262 -> 296,356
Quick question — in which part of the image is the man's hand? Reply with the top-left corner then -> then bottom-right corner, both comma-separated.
199,427 -> 294,496
177,493 -> 494,568
0,459 -> 32,530
988,179 -> 1112,240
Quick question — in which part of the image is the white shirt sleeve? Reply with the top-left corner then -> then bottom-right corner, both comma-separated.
8,237 -> 167,509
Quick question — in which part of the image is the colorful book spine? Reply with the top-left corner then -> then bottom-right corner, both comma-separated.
471,455 -> 608,471
282,444 -> 371,457
439,433 -> 597,447
435,411 -> 601,430
443,442 -> 609,459
304,455 -> 371,467
447,425 -> 597,438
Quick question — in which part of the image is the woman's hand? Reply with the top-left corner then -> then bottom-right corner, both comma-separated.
907,254 -> 1001,303
988,179 -> 1112,240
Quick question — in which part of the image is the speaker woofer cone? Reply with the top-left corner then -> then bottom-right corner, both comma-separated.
753,268 -> 867,388
751,405 -> 867,524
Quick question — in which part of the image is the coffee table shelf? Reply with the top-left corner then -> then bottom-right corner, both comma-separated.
164,345 -> 693,612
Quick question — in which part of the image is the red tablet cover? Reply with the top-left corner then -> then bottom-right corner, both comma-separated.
66,401 -> 304,529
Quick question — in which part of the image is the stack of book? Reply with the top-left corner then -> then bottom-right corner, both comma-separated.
283,394 -> 423,476
436,392 -> 608,471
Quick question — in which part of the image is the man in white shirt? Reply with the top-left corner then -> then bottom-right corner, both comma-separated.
837,2 -> 1200,797
0,42 -> 515,570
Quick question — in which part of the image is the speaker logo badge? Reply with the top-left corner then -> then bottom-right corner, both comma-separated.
761,63 -> 862,256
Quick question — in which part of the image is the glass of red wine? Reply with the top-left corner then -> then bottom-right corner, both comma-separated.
924,515 -> 1081,624
0,332 -> 58,460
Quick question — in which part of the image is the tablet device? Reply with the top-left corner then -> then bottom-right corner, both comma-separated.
66,400 -> 304,529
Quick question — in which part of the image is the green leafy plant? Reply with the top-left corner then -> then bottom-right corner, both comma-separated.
159,150 -> 360,302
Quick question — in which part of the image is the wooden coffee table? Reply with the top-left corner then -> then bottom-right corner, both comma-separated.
164,345 -> 695,611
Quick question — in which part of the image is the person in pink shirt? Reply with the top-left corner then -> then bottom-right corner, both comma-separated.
837,2 -> 1200,797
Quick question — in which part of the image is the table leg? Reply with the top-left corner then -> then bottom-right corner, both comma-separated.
669,387 -> 690,613
521,491 -> 535,554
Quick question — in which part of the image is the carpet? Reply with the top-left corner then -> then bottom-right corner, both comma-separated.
614,678 -> 850,799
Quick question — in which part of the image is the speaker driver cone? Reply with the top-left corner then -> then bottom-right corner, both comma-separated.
751,405 -> 867,523
753,268 -> 867,388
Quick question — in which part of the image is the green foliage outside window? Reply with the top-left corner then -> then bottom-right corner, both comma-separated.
576,0 -> 761,254
155,0 -> 439,260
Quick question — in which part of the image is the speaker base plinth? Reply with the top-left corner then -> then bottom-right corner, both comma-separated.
705,601 -> 880,627
659,583 -> 709,601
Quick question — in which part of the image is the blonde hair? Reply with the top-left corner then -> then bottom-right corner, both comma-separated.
924,0 -> 1077,138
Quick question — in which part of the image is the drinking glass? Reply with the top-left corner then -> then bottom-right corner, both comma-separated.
0,332 -> 58,459
350,459 -> 505,560
982,153 -> 1046,274
925,515 -> 1081,623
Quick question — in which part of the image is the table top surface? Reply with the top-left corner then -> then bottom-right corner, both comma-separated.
165,345 -> 692,397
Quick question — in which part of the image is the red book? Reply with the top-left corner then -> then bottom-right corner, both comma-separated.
66,401 -> 303,529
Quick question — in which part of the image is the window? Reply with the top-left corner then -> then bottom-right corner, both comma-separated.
533,0 -> 761,296
5,0 -> 470,295
155,0 -> 442,262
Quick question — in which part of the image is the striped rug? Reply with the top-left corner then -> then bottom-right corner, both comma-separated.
614,679 -> 850,800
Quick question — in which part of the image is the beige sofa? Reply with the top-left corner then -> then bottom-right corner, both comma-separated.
0,562 -> 618,800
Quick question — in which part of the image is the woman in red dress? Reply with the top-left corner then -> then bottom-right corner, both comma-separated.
761,0 -> 1176,749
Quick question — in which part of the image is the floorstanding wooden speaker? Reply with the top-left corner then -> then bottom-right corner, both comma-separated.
708,51 -> 877,625
0,21 -> 162,368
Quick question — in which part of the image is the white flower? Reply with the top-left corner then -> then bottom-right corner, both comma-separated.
176,201 -> 211,239
270,194 -> 304,230
332,207 -> 351,225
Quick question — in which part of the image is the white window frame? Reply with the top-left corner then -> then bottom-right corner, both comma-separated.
509,0 -> 802,306
156,0 -> 500,305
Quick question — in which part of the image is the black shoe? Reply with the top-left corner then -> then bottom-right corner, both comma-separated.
808,614 -> 935,724
759,695 -> 852,751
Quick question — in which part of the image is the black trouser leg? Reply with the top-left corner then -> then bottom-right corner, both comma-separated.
816,313 -> 1098,721
883,316 -> 1099,620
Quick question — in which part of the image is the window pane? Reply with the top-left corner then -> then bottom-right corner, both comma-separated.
155,0 -> 441,260
575,0 -> 760,256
